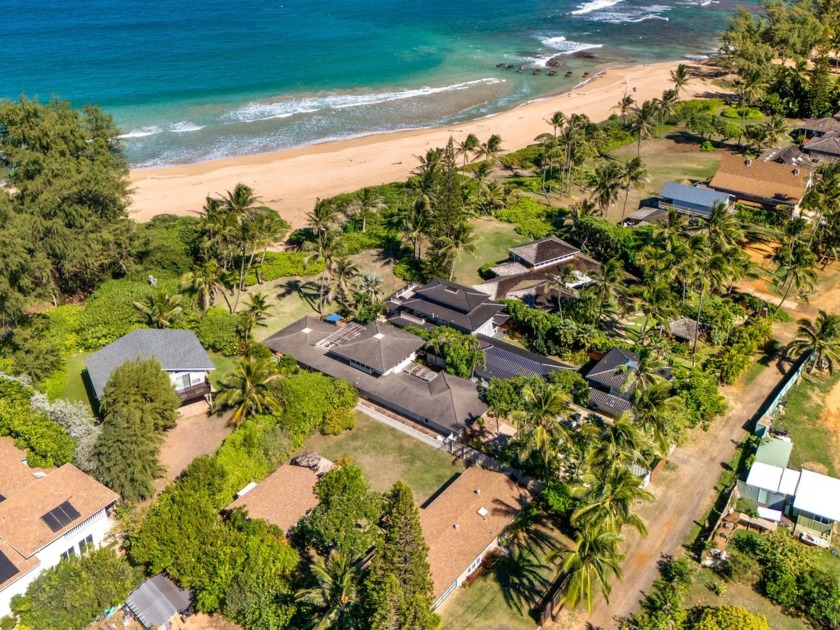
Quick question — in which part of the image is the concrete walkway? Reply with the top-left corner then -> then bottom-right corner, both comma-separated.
355,402 -> 448,451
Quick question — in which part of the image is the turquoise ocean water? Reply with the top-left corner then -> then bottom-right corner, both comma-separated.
0,0 -> 745,167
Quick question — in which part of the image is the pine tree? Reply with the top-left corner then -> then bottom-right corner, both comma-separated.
366,482 -> 439,630
94,358 -> 180,502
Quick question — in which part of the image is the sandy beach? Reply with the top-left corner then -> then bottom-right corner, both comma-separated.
129,60 -> 713,227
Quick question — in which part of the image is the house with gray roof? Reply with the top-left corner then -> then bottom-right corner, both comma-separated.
263,317 -> 486,436
387,279 -> 508,336
509,236 -> 580,270
803,132 -> 840,164
658,182 -> 733,218
84,329 -> 215,404
797,114 -> 840,139
474,335 -> 575,382
584,348 -> 673,418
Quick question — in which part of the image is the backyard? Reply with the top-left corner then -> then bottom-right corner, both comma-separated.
302,411 -> 465,504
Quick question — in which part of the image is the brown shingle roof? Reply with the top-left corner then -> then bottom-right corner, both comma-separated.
709,153 -> 810,206
420,467 -> 529,600
0,464 -> 118,557
509,236 -> 580,267
227,465 -> 319,532
798,117 -> 840,134
0,438 -> 47,501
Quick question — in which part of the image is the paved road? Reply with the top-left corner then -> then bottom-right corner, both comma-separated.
577,339 -> 793,629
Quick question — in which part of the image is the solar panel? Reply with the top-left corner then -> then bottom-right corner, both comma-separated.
41,501 -> 81,532
0,551 -> 19,584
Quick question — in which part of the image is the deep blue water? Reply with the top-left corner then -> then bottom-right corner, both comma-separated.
0,0 -> 744,167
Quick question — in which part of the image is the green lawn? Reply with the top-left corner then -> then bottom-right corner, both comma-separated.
60,351 -> 94,409
303,411 -> 464,504
209,352 -> 237,388
684,567 -> 809,630
773,370 -> 840,476
453,218 -> 530,286
439,525 -> 566,630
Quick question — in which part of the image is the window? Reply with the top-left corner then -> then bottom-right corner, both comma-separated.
60,546 -> 76,561
174,373 -> 191,390
757,489 -> 768,504
78,534 -> 94,554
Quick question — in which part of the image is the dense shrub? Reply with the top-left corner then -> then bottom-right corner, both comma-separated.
136,215 -> 201,277
45,304 -> 83,353
30,393 -> 100,474
393,256 -> 426,282
734,203 -> 791,230
274,372 -> 357,441
672,367 -> 728,429
77,280 -> 154,350
705,317 -> 772,384
0,375 -> 76,468
195,307 -> 240,356
721,106 -> 764,119
547,369 -> 590,406
569,216 -> 641,266
11,546 -> 141,630
244,251 -> 324,286
496,196 -> 554,238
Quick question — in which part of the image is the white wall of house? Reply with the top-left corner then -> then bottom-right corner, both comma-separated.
383,352 -> 416,376
475,320 -> 496,337
167,370 -> 207,390
0,509 -> 113,617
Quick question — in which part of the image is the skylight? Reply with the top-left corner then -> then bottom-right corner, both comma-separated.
373,333 -> 385,340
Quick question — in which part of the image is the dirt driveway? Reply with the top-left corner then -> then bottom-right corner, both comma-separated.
155,401 -> 232,491
564,325 -> 795,629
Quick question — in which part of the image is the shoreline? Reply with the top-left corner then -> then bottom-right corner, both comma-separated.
129,60 -> 713,227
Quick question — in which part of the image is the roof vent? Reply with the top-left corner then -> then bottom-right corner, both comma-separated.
793,168 -> 800,176
477,507 -> 489,518
373,333 -> 385,340
745,159 -> 753,167
453,523 -> 460,530
475,489 -> 481,495
302,327 -> 312,334
32,471 -> 47,479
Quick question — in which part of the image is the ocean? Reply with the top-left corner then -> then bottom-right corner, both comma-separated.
0,0 -> 747,168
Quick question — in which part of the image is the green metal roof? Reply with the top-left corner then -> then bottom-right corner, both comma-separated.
754,437 -> 793,469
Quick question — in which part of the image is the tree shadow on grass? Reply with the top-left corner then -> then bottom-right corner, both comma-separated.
277,279 -> 321,310
493,546 -> 553,617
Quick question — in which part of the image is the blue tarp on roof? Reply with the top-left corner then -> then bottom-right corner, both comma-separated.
660,182 -> 732,210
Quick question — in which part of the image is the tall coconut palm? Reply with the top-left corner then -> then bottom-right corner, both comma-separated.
702,202 -> 744,251
589,258 -> 629,324
546,264 -> 579,313
571,466 -> 654,535
636,279 -> 678,340
512,383 -> 572,475
456,133 -> 480,171
557,527 -> 624,614
589,161 -> 624,216
669,63 -> 691,96
788,310 -> 840,374
617,347 -> 668,395
435,222 -> 477,281
585,412 -> 647,471
349,187 -> 384,233
620,157 -> 648,221
358,273 -> 383,304
307,198 -> 339,237
213,356 -> 281,426
306,231 -> 345,310
238,291 -> 272,339
615,94 -> 635,126
476,134 -> 504,164
331,257 -> 361,303
630,100 -> 659,157
295,551 -> 362,630
392,200 -> 428,259
773,240 -> 817,309
180,260 -> 232,313
134,289 -> 182,329
545,111 -> 567,138
633,383 -> 683,456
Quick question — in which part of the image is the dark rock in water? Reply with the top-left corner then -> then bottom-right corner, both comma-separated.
517,66 -> 525,73
545,55 -> 566,69
548,70 -> 557,76
564,71 -> 574,77
496,63 -> 506,68
582,71 -> 591,77
532,68 -> 541,75
571,50 -> 597,60
506,64 -> 515,70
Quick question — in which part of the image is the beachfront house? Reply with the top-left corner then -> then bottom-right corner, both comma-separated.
796,112 -> 840,139
420,466 -> 530,610
737,437 -> 840,546
709,153 -> 811,212
263,317 -> 487,436
657,182 -> 733,218
84,329 -> 215,406
0,439 -> 119,616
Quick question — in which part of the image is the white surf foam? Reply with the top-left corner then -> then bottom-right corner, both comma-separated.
169,121 -> 204,133
118,125 -> 162,139
591,5 -> 671,23
571,0 -> 622,15
532,36 -> 603,66
226,78 -> 505,123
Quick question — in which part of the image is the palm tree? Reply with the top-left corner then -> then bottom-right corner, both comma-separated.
615,94 -> 635,125
545,111 -> 567,138
180,260 -> 232,313
589,258 -> 629,324
456,133 -> 480,171
213,356 -> 281,426
586,412 -> 647,471
788,310 -> 840,374
655,89 -> 678,137
307,198 -> 339,237
702,202 -> 744,251
773,240 -> 817,309
134,289 -> 182,329
762,114 -> 788,148
589,161 -> 624,216
349,187 -> 384,233
620,157 -> 648,221
238,291 -> 272,339
331,257 -> 361,303
557,527 -> 624,614
306,231 -> 345,310
617,347 -> 667,394
571,466 -> 654,535
295,551 -> 362,630
636,279 -> 678,340
435,222 -> 477,281
633,383 -> 682,456
546,264 -> 578,313
630,100 -> 659,157
511,383 -> 572,475
358,273 -> 383,304
476,134 -> 504,164
392,200 -> 428,259
669,63 -> 691,96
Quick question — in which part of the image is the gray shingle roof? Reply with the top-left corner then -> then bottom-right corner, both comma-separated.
263,318 -> 486,435
84,329 -> 214,399
798,117 -> 840,134
474,335 -> 574,381
415,278 -> 494,313
668,317 -> 701,343
660,182 -> 732,210
328,322 -> 424,374
125,574 -> 191,630
585,348 -> 639,393
804,133 -> 840,158
587,388 -> 632,417
509,236 -> 579,267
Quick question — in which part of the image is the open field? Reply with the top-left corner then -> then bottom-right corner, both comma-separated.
453,218 -> 530,286
303,411 -> 464,504
774,370 -> 840,476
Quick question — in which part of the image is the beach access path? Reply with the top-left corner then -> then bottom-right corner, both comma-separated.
578,326 -> 795,629
129,61 -> 714,227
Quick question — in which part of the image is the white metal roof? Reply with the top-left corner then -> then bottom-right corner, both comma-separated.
793,469 -> 840,522
779,467 -> 802,495
757,506 -> 782,522
746,462 -> 784,492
